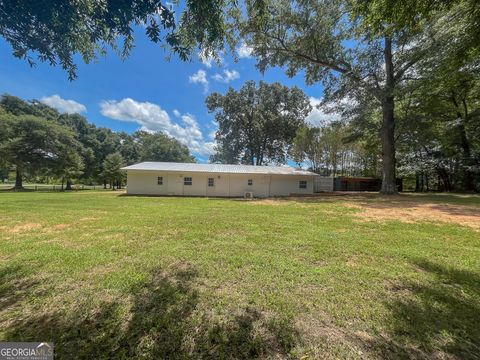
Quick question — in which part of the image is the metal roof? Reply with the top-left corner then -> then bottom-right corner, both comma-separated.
122,162 -> 316,176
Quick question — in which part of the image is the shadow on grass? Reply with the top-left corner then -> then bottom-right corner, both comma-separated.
0,265 -> 42,310
356,259 -> 480,359
2,265 -> 297,359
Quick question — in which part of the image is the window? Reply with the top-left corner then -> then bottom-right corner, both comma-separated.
299,180 -> 307,189
208,177 -> 215,187
247,179 -> 253,186
157,176 -> 163,185
184,177 -> 192,186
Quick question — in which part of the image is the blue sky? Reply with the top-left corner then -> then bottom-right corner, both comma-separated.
0,27 -> 328,162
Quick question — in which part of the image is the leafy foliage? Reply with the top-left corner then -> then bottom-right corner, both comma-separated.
231,0 -> 477,193
0,110 -> 80,188
291,122 -> 381,177
0,95 -> 195,188
103,152 -> 125,190
394,56 -> 480,191
207,81 -> 311,165
132,131 -> 195,163
0,0 -> 233,80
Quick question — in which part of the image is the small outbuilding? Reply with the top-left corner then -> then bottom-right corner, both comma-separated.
122,162 -> 317,197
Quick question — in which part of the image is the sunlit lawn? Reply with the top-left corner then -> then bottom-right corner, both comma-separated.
0,191 -> 479,359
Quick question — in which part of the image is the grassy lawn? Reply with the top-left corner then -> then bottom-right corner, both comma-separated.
1,191 -> 479,359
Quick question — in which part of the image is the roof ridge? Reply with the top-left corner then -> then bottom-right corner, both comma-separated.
122,162 -> 316,176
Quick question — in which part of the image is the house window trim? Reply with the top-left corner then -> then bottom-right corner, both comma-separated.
184,177 -> 193,186
157,176 -> 163,185
299,180 -> 307,189
208,177 -> 215,187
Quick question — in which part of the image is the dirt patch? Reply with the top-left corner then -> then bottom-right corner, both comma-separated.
248,198 -> 314,208
52,224 -> 69,230
346,255 -> 358,268
9,223 -> 42,233
295,316 -> 364,358
345,201 -> 480,230
247,199 -> 286,206
296,315 -> 433,359
383,280 -> 414,297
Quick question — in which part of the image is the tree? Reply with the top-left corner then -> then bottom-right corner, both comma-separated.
351,0 -> 480,56
0,112 -> 79,189
0,94 -> 59,120
393,56 -> 480,192
1,94 -> 197,187
0,1 -> 230,80
234,0 -> 458,193
291,126 -> 323,172
54,150 -> 85,191
58,113 -> 120,184
0,168 -> 9,183
133,131 -> 195,163
119,131 -> 141,165
291,122 -> 381,177
207,81 -> 311,165
103,152 -> 125,190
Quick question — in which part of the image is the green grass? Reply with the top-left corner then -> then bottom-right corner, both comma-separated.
0,191 -> 479,359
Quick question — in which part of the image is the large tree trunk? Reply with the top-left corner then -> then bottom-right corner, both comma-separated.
65,179 -> 73,191
458,119 -> 474,191
415,173 -> 421,192
451,93 -> 474,191
380,37 -> 397,194
14,166 -> 23,190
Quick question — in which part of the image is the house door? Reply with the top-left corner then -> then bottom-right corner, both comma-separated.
206,176 -> 216,197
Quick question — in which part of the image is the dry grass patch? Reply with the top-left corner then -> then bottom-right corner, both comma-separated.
79,217 -> 98,221
345,200 -> 480,229
246,198 -> 286,206
52,223 -> 69,230
8,222 -> 42,233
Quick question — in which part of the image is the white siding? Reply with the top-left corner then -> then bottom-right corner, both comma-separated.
126,171 -> 314,197
228,174 -> 269,197
314,176 -> 334,192
269,175 -> 314,196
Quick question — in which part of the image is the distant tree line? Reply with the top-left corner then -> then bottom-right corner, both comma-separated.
0,95 -> 194,190
206,75 -> 479,192
290,122 -> 381,178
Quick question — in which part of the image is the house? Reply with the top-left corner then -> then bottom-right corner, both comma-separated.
122,162 -> 317,197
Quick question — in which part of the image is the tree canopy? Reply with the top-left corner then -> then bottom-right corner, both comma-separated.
0,94 -> 195,189
207,81 -> 311,165
225,0 -> 478,193
0,0 -> 231,80
0,110 -> 80,189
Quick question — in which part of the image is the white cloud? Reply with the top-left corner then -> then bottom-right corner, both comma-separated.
212,69 -> 240,83
41,94 -> 86,114
237,42 -> 253,58
172,109 -> 181,118
198,49 -> 223,68
199,54 -> 213,68
99,98 -> 214,156
189,69 -> 209,93
306,97 -> 341,126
